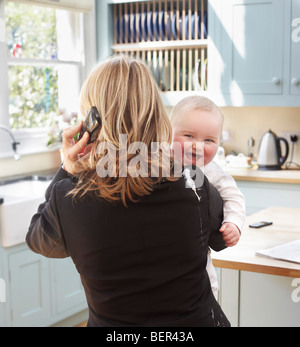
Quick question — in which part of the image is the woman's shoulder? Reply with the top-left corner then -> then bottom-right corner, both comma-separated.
46,167 -> 77,198
54,176 -> 76,192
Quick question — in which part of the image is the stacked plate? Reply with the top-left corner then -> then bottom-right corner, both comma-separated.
115,10 -> 208,43
147,56 -> 207,92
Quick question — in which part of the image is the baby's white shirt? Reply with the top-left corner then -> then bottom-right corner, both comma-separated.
204,161 -> 246,231
204,161 -> 246,297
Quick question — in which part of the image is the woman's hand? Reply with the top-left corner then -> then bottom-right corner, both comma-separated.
62,122 -> 90,175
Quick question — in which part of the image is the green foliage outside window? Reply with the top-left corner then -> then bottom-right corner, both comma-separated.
8,66 -> 59,129
5,2 -> 59,129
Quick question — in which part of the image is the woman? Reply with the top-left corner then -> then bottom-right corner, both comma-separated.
26,55 -> 230,327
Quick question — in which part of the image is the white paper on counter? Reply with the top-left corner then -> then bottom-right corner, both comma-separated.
256,240 -> 300,264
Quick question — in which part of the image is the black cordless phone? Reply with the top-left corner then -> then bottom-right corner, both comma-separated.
77,107 -> 102,145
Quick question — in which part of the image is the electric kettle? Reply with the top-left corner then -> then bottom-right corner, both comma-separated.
258,130 -> 289,170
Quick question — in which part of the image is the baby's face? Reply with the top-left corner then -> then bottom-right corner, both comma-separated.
172,108 -> 222,167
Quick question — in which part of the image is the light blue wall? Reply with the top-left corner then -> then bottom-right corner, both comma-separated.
96,0 -> 114,62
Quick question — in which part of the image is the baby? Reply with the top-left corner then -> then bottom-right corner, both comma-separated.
171,96 -> 246,299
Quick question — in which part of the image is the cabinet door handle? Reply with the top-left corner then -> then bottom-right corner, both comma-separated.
272,77 -> 281,85
291,78 -> 300,86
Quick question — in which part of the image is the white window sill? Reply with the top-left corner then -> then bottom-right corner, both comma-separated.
0,128 -> 61,160
0,145 -> 61,160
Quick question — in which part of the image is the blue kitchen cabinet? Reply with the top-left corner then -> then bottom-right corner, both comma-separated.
219,268 -> 300,327
9,249 -> 51,327
99,0 -> 300,106
208,0 -> 300,106
236,181 -> 300,215
0,244 -> 87,327
220,0 -> 284,95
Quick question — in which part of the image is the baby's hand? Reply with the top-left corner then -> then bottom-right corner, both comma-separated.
220,222 -> 241,247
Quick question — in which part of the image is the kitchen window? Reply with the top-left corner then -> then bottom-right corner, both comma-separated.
0,0 -> 96,156
5,1 -> 84,130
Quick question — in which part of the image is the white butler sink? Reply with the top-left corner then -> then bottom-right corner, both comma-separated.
0,179 -> 51,248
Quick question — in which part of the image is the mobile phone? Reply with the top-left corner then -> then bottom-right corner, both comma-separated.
249,221 -> 273,229
77,107 -> 102,145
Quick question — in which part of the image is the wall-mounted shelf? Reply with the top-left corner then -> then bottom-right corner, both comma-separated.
112,39 -> 207,52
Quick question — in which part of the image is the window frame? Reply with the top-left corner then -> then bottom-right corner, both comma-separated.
0,0 -> 97,159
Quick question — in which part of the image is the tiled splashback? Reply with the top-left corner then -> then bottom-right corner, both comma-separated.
220,107 -> 300,165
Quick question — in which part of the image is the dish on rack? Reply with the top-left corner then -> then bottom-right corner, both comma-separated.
137,13 -> 142,42
120,14 -> 125,43
147,11 -> 154,41
120,14 -> 132,43
184,14 -> 191,39
116,10 -> 208,43
115,15 -> 120,43
132,13 -> 136,42
172,13 -> 183,40
198,11 -> 208,39
160,58 -> 177,91
148,57 -> 160,85
142,12 -> 148,41
165,11 -> 172,40
192,59 -> 202,90
126,14 -> 131,42
153,11 -> 160,40
159,10 -> 165,40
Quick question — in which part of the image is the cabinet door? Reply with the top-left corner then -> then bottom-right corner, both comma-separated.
290,0 -> 300,94
240,272 -> 300,327
9,250 -> 51,327
51,258 -> 86,315
220,0 -> 284,95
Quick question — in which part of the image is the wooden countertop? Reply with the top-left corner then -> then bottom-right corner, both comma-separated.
225,166 -> 300,184
212,207 -> 300,278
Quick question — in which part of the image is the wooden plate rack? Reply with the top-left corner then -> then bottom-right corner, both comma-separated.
112,0 -> 208,92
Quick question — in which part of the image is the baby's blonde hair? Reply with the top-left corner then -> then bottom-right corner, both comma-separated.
170,96 -> 224,129
70,55 -> 176,206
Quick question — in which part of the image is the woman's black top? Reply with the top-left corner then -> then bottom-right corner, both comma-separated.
26,167 -> 230,327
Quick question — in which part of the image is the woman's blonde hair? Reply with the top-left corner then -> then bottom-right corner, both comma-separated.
70,55 -> 175,206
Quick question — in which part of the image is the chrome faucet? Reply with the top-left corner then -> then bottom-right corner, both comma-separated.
0,125 -> 21,160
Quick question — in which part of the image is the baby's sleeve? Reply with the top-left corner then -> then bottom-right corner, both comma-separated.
205,161 -> 246,232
